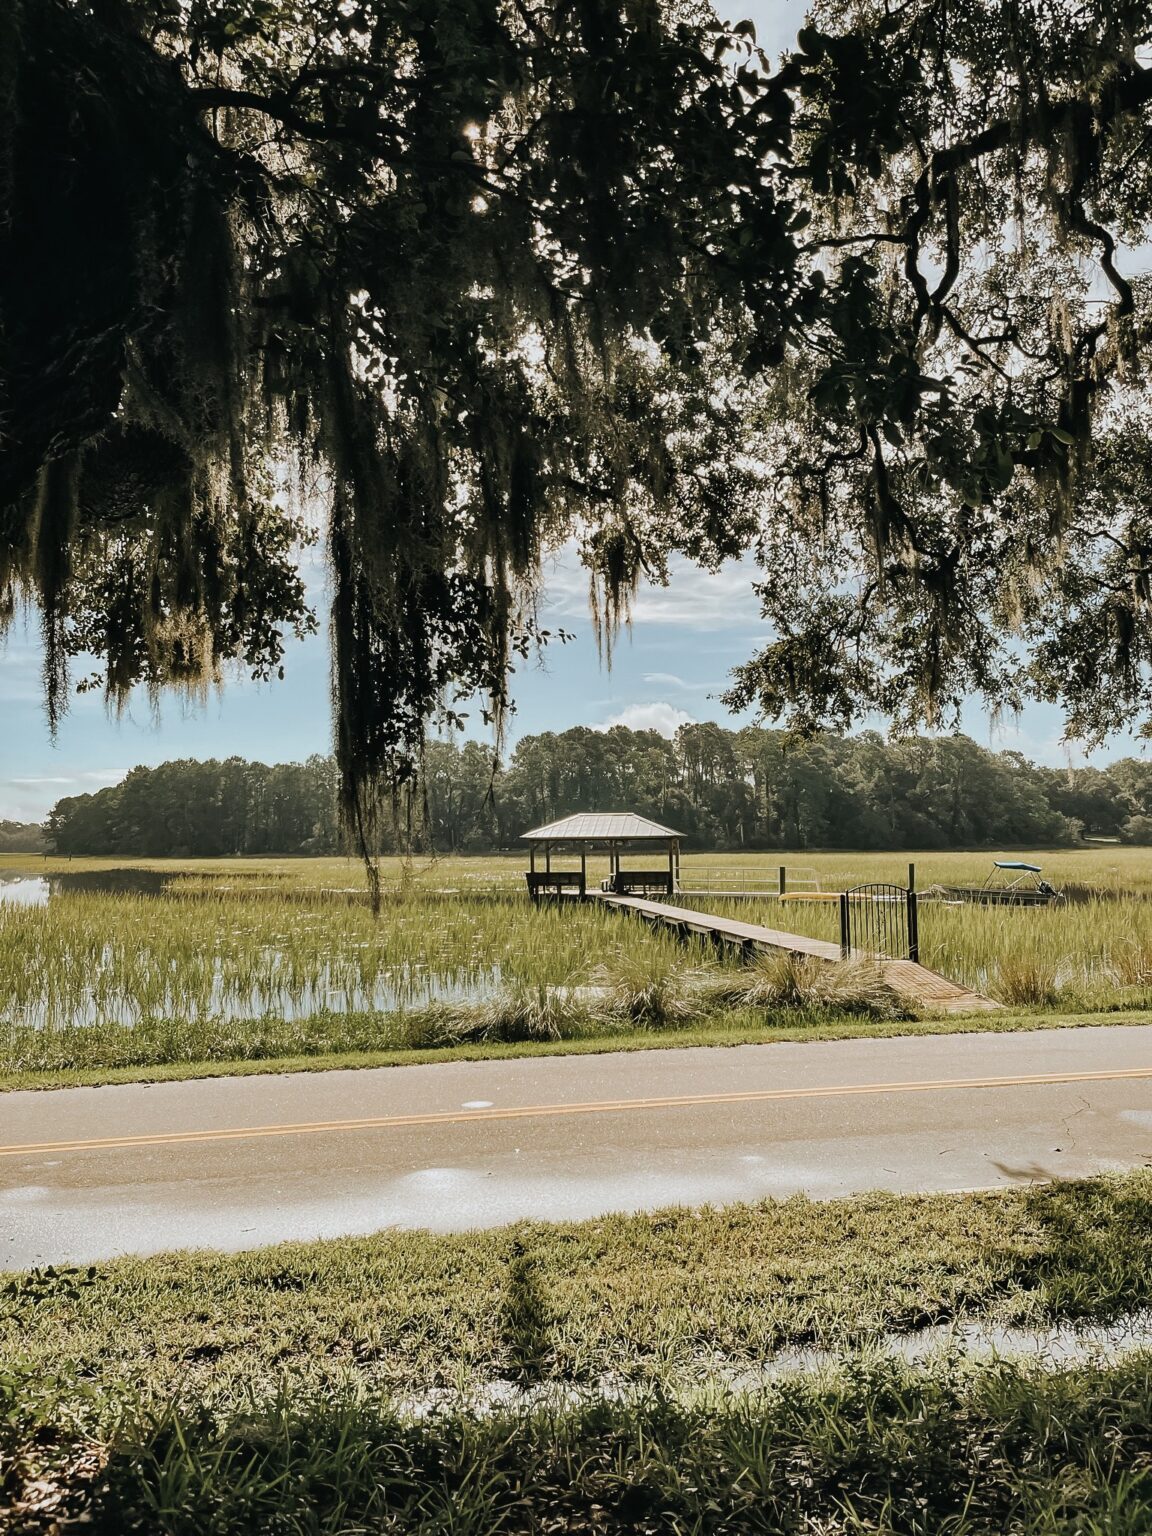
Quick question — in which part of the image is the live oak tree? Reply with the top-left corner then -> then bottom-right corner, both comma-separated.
723,0 -> 1152,752
2,0 -> 788,892
4,0 -> 1152,882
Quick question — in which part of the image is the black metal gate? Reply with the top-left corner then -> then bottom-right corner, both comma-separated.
838,884 -> 919,962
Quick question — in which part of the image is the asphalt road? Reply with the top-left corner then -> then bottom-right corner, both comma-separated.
3,1025 -> 1152,1268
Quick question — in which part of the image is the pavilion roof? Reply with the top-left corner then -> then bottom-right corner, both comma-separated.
520,812 -> 683,843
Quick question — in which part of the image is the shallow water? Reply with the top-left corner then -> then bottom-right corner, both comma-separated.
0,872 -> 49,907
3,959 -> 505,1032
393,1310 -> 1152,1418
0,867 -> 506,1028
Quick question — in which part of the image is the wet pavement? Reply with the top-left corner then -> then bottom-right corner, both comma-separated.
2,1024 -> 1151,1268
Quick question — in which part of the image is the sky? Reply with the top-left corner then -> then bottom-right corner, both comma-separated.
0,0 -> 1144,822
0,539 -> 1124,823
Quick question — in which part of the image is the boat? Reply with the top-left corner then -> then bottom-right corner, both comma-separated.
925,861 -> 1065,908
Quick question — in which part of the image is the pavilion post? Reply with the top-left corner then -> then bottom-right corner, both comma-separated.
580,849 -> 586,896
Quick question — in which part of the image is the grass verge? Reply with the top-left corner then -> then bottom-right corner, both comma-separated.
1,1004 -> 1149,1093
7,1352 -> 1152,1532
5,1174 -> 1152,1400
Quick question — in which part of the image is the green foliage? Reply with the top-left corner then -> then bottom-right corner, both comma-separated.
7,1357 -> 1152,1534
725,0 -> 1152,746
42,724 -> 1105,857
0,822 -> 43,854
8,0 -> 1152,874
0,0 -> 790,876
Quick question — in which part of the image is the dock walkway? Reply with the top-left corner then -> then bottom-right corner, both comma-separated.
600,894 -> 1001,1015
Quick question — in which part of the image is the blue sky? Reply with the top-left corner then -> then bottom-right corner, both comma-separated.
0,542 -> 1122,822
0,0 -> 1142,822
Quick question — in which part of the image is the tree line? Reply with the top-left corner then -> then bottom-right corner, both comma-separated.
40,726 -> 1152,858
0,821 -> 44,854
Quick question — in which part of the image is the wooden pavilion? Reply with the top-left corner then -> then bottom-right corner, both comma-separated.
521,812 -> 683,901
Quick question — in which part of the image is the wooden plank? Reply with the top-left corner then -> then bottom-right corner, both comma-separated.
599,894 -> 1001,1014
601,895 -> 840,960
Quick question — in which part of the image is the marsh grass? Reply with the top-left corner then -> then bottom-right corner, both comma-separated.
995,955 -> 1063,1007
593,949 -> 710,1027
4,849 -> 1152,1081
707,952 -> 913,1019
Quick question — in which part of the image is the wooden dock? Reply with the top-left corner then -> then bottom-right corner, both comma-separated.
600,894 -> 1001,1015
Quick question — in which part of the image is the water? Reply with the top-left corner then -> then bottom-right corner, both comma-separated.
0,871 -> 49,907
394,1310 -> 1152,1419
2,959 -> 505,1033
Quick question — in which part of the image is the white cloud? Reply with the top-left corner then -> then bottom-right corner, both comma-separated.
9,771 -> 127,786
597,702 -> 694,737
641,672 -> 722,693
540,546 -> 764,634
0,770 -> 130,823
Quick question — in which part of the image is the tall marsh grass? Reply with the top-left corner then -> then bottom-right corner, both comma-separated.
3,848 -> 1152,1076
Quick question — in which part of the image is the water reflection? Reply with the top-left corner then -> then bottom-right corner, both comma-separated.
0,872 -> 49,907
2,951 -> 503,1032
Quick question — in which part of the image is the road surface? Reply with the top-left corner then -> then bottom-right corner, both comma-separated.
3,1024 -> 1151,1268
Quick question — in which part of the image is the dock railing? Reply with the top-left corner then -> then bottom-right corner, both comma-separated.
678,865 -> 827,896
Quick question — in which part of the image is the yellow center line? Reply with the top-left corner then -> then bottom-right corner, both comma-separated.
1,1066 -> 1150,1158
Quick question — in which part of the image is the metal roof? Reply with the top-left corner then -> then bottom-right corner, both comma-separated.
520,812 -> 683,842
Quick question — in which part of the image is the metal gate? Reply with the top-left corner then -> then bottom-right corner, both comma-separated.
838,883 -> 919,962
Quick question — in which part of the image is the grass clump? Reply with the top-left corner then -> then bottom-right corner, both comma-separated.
1110,937 -> 1152,987
710,952 -> 914,1020
995,955 -> 1064,1007
594,951 -> 706,1028
8,1355 -> 1152,1534
410,984 -> 597,1045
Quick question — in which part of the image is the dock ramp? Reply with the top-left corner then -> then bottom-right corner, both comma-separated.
600,895 -> 1001,1015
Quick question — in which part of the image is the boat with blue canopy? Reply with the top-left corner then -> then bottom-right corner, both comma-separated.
926,861 -> 1065,907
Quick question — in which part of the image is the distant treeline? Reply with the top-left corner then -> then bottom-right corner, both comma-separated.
41,725 -> 1152,857
0,820 -> 44,853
